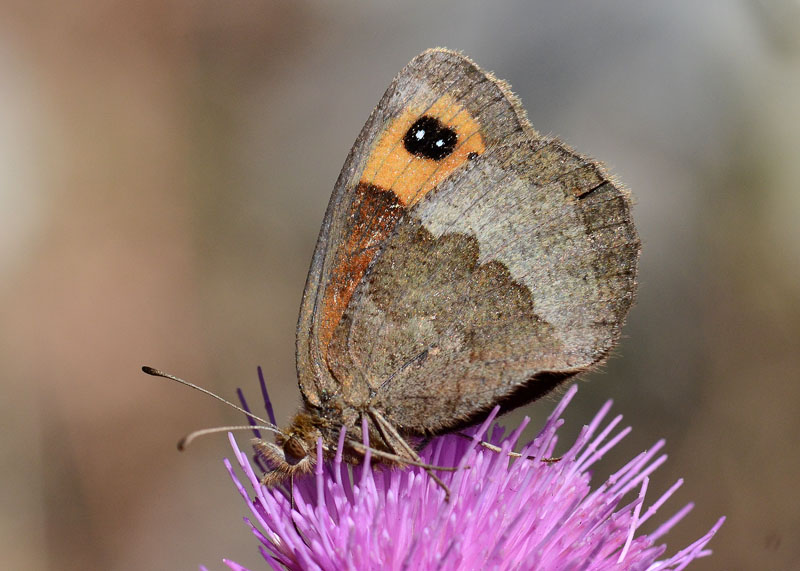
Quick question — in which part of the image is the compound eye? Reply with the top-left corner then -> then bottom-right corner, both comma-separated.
403,116 -> 457,160
282,435 -> 307,466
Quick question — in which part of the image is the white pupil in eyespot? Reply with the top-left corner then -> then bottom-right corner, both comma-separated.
435,139 -> 444,147
415,129 -> 425,140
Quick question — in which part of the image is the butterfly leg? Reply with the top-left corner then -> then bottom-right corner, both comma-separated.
368,408 -> 460,502
348,438 -> 455,503
344,439 -> 457,473
453,432 -> 562,463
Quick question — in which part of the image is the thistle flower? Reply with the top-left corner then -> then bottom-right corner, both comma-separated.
220,385 -> 723,570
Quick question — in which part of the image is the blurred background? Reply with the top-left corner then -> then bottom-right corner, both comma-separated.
2,1 -> 799,569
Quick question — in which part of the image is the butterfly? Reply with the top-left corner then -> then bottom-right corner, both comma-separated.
227,48 -> 637,498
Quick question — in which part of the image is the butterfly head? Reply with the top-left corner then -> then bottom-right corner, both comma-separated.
254,411 -> 327,485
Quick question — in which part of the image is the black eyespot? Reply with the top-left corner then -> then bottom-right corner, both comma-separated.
403,116 -> 457,161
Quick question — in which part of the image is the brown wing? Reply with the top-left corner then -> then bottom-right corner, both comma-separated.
296,49 -> 536,406
328,138 -> 640,433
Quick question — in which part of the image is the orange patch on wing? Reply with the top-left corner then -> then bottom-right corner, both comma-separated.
361,94 -> 486,206
317,183 -> 405,359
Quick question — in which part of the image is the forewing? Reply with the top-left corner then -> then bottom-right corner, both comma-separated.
296,49 -> 535,406
328,140 -> 640,432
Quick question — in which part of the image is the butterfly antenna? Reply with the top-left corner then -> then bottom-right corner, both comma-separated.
141,366 -> 284,435
177,425 -> 283,450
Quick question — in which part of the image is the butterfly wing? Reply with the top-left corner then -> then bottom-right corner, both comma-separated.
298,48 -> 639,434
332,139 -> 639,432
296,48 -> 536,407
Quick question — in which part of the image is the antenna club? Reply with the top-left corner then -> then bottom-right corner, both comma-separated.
140,365 -> 283,435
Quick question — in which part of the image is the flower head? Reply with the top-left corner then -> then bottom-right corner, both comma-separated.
221,384 -> 723,570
